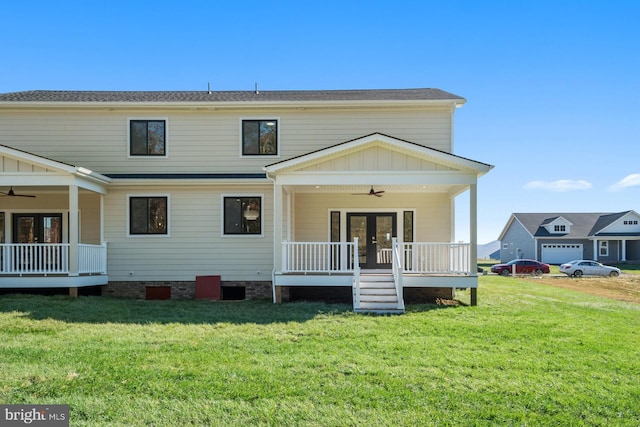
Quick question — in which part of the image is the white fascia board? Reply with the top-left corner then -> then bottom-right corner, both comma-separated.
106,178 -> 271,187
0,173 -> 109,194
273,171 -> 478,186
0,173 -> 76,186
0,99 -> 464,112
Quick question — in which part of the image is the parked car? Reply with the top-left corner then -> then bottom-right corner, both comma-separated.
559,260 -> 621,277
491,259 -> 550,276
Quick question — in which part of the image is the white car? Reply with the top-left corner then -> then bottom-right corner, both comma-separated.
559,260 -> 621,277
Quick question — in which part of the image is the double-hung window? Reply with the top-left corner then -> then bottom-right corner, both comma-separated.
130,119 -> 166,156
241,119 -> 278,156
129,196 -> 168,235
223,196 -> 262,235
599,241 -> 608,257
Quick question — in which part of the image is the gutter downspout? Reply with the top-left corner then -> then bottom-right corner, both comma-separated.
267,173 -> 278,304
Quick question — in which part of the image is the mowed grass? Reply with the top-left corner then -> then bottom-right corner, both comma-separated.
1,277 -> 639,426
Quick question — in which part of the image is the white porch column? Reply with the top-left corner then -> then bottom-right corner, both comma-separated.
621,239 -> 627,261
593,239 -> 598,261
68,184 -> 79,277
469,183 -> 478,306
100,193 -> 105,244
272,182 -> 283,303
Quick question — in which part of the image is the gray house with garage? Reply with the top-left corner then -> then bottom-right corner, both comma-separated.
497,211 -> 640,264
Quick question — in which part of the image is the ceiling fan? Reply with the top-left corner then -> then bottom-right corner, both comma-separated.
352,186 -> 385,197
0,187 -> 36,198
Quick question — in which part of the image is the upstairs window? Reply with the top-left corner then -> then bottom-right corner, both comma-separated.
554,225 -> 566,232
242,119 -> 278,156
129,196 -> 168,235
130,119 -> 166,156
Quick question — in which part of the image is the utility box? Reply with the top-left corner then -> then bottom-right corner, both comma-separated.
195,275 -> 221,300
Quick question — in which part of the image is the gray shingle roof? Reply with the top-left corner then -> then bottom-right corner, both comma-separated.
0,88 -> 464,103
513,212 -> 630,238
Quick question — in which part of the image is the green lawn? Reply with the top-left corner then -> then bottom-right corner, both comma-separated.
1,277 -> 639,426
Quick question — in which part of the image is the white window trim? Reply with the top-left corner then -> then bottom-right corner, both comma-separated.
599,241 -> 609,256
239,117 -> 280,158
126,193 -> 171,238
221,193 -> 264,238
127,117 -> 169,158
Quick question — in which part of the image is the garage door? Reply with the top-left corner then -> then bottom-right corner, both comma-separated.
541,244 -> 583,264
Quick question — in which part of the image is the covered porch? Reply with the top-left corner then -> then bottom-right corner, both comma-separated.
0,145 -> 110,291
264,133 -> 493,312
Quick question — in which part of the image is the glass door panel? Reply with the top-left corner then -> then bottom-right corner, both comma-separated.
347,213 -> 396,269
348,215 -> 367,267
13,213 -> 63,271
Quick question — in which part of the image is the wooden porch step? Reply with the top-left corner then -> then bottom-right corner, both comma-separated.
355,273 -> 404,314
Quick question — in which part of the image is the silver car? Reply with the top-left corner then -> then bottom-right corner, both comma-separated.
559,260 -> 621,277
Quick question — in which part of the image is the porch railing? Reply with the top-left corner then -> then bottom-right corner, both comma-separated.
281,241 -> 471,275
391,238 -> 405,311
282,241 -> 357,273
0,243 -> 107,275
402,242 -> 471,274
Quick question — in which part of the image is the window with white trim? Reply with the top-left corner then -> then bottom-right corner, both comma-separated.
241,119 -> 278,156
129,196 -> 168,235
223,196 -> 262,235
554,225 -> 566,232
599,241 -> 608,256
129,119 -> 167,156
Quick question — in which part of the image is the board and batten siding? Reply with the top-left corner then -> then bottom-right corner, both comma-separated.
293,193 -> 452,243
298,145 -> 455,173
0,108 -> 453,174
104,184 -> 273,282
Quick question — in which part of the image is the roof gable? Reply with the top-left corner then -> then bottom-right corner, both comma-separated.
591,210 -> 640,236
0,144 -> 111,188
264,133 -> 492,175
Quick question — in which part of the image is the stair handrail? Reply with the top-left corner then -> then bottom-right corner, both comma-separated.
391,238 -> 405,311
353,237 -> 360,309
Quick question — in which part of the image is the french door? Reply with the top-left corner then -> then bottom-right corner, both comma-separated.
347,213 -> 397,269
12,213 -> 63,271
13,213 -> 63,244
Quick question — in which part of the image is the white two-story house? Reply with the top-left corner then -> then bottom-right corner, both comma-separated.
0,88 -> 492,312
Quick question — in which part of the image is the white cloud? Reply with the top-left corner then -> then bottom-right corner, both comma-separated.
524,179 -> 592,192
609,174 -> 640,191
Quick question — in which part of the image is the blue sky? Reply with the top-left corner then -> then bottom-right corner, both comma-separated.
2,1 -> 639,243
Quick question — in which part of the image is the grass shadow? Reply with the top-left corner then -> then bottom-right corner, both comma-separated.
0,293 -> 465,325
0,294 -> 354,325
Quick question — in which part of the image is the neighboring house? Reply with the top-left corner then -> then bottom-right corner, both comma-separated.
0,88 -> 492,312
498,212 -> 640,264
